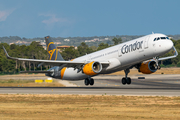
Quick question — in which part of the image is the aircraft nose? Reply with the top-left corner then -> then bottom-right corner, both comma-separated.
165,40 -> 173,51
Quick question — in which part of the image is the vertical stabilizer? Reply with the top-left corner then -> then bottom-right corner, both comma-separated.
45,36 -> 64,61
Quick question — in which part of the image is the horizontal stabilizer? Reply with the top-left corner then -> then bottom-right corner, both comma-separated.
20,71 -> 53,73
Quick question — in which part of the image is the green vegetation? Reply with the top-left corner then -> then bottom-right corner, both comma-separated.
0,41 -> 48,73
112,37 -> 122,45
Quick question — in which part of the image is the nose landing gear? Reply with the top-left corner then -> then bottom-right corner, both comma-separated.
153,57 -> 161,70
84,78 -> 94,86
122,69 -> 131,85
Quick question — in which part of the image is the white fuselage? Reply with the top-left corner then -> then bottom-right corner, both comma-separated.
62,33 -> 173,80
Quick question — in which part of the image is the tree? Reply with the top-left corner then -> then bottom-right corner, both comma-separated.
112,37 -> 122,45
61,47 -> 79,60
97,43 -> 109,51
77,42 -> 94,56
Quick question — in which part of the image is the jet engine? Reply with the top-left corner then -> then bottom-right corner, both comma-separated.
139,61 -> 157,74
45,66 -> 61,77
83,61 -> 102,76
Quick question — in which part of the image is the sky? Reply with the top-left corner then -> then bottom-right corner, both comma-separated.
0,0 -> 180,38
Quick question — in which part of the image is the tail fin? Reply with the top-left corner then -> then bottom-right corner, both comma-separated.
45,36 -> 64,61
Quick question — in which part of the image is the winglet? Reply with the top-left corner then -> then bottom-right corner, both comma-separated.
159,46 -> 178,61
2,46 -> 10,58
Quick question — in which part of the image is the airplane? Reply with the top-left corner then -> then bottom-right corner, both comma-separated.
3,33 -> 178,86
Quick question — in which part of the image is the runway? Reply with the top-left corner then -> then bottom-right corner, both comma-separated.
0,74 -> 180,96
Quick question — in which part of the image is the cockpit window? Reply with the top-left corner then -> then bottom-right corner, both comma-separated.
154,37 -> 170,41
160,37 -> 166,39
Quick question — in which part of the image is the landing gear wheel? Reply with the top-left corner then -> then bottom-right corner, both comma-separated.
84,78 -> 90,86
89,78 -> 94,86
122,69 -> 132,85
126,77 -> 131,85
122,78 -> 127,85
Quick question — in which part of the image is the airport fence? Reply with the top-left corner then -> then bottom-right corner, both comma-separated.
0,71 -> 19,75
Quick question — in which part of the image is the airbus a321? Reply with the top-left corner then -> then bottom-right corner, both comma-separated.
3,33 -> 178,86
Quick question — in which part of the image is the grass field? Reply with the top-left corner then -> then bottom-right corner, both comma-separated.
0,79 -> 64,87
0,94 -> 180,120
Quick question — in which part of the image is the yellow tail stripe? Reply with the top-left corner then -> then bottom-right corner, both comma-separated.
47,42 -> 54,51
55,48 -> 58,61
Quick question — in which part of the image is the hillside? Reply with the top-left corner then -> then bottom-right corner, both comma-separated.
0,34 -> 180,47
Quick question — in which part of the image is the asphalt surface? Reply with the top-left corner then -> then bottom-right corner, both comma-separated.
0,74 -> 180,96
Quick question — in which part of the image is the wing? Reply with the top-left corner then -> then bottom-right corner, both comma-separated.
3,46 -> 109,68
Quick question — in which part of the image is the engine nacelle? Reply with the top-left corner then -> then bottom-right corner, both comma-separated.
139,61 -> 157,74
45,66 -> 61,77
83,61 -> 102,76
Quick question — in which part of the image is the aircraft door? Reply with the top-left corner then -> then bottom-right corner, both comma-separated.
86,55 -> 91,62
118,45 -> 123,57
153,39 -> 156,53
144,36 -> 150,49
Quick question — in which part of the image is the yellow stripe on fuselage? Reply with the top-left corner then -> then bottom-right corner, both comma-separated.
61,67 -> 67,79
60,59 -> 74,79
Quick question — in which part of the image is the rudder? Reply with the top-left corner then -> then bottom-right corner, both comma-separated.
45,36 -> 64,61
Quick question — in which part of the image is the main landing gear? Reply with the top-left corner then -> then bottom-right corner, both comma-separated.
122,69 -> 131,85
84,77 -> 94,86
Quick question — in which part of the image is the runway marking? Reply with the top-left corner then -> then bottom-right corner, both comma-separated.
95,81 -> 121,87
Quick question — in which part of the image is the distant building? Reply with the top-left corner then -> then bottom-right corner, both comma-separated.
64,39 -> 70,42
85,38 -> 100,42
36,41 -> 47,50
35,41 -> 40,44
16,40 -> 23,44
57,45 -> 73,52
169,37 -> 173,40
105,38 -> 109,40
54,42 -> 61,45
9,43 -> 14,45
94,38 -> 99,41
